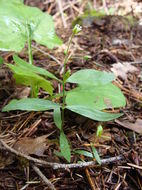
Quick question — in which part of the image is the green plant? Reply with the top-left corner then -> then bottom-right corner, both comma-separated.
1,2 -> 126,162
96,125 -> 103,137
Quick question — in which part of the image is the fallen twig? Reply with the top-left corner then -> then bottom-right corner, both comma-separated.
85,167 -> 96,190
53,0 -> 81,19
127,163 -> 142,170
52,155 -> 124,169
32,45 -> 62,66
56,0 -> 67,28
0,139 -> 124,170
32,164 -> 56,190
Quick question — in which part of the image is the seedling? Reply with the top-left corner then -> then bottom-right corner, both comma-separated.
96,125 -> 103,137
1,1 -> 126,162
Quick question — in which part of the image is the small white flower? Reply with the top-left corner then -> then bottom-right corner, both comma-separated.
73,24 -> 82,34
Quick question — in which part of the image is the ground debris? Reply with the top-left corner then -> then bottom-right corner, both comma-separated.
13,135 -> 49,156
116,119 -> 142,133
111,62 -> 139,80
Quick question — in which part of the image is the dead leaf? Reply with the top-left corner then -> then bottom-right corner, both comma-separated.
111,62 -> 138,80
16,87 -> 30,99
13,135 -> 49,156
115,119 -> 142,133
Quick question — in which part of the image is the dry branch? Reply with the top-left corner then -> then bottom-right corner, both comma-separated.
32,164 -> 56,190
0,139 -> 124,170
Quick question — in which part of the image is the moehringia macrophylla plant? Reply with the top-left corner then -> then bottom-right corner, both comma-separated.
1,1 -> 126,162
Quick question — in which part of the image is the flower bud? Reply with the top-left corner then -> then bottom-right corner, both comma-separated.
73,24 -> 82,34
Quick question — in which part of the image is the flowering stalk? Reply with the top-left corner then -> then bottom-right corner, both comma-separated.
62,24 -> 82,124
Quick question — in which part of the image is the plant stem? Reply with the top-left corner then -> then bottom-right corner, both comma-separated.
27,24 -> 33,65
27,24 -> 34,97
62,33 -> 74,125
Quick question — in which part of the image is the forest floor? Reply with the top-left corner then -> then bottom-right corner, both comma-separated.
0,0 -> 142,190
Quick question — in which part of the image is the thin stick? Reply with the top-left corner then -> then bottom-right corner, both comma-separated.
53,0 -> 82,19
0,139 -> 124,170
32,45 -> 62,66
56,0 -> 67,28
85,168 -> 96,190
32,165 -> 56,190
20,184 -> 29,190
102,0 -> 109,15
127,163 -> 142,170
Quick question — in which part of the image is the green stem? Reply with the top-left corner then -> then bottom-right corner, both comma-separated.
27,24 -> 33,65
62,33 -> 74,125
27,24 -> 34,97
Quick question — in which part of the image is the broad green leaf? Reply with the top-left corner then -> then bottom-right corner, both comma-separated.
33,14 -> 62,49
60,131 -> 71,162
0,2 -> 37,51
66,83 -> 126,110
2,98 -> 60,112
5,0 -> 24,3
0,1 -> 62,52
74,150 -> 93,158
8,64 -> 53,95
15,73 -> 53,95
67,69 -> 115,86
0,14 -> 26,51
13,55 -> 60,81
53,108 -> 62,130
66,105 -> 123,121
91,145 -> 101,165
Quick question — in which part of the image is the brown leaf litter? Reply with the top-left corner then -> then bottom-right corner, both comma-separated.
116,119 -> 142,134
13,135 -> 49,156
111,61 -> 139,80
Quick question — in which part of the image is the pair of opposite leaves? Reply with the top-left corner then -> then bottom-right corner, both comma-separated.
3,68 -> 126,121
